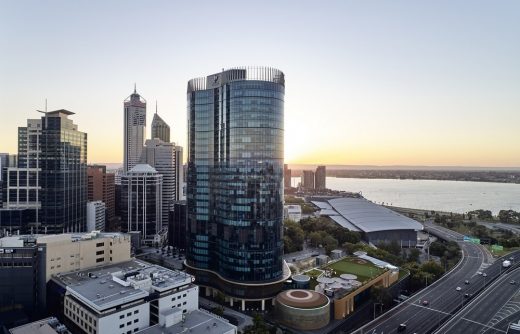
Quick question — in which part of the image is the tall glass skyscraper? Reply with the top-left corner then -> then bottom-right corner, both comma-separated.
185,67 -> 288,306
40,110 -> 88,233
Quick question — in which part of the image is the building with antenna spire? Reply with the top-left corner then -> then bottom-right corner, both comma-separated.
150,102 -> 170,143
124,86 -> 146,172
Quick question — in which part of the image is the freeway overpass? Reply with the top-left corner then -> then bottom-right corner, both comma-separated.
353,223 -> 495,334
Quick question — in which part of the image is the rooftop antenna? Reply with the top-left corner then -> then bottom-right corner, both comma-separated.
155,100 -> 158,114
37,98 -> 48,115
134,83 -> 137,94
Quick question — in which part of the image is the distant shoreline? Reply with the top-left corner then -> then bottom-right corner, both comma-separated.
328,175 -> 520,185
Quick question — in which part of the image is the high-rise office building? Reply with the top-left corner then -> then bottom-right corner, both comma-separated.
151,109 -> 170,143
175,145 -> 184,200
124,86 -> 146,172
140,139 -> 178,227
39,110 -> 87,233
185,67 -> 289,310
120,164 -> 163,244
86,200 -> 106,231
315,165 -> 326,190
301,170 -> 315,189
284,164 -> 292,188
87,165 -> 115,230
5,119 -> 42,215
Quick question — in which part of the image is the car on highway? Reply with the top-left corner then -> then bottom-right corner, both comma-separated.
477,271 -> 483,275
483,273 -> 487,277
422,300 -> 429,306
464,293 -> 470,298
464,280 -> 470,284
456,286 -> 462,291
397,323 -> 407,332
511,280 -> 516,285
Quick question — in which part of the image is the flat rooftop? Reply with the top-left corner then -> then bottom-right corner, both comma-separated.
315,197 -> 423,233
9,317 -> 70,334
137,309 -> 236,334
52,259 -> 194,313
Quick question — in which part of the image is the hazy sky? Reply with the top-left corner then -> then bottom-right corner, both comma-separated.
1,0 -> 519,166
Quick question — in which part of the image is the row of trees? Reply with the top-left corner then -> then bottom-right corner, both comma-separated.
283,217 -> 362,254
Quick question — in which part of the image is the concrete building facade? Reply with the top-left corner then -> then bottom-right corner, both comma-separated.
120,164 -> 163,245
301,170 -> 315,189
86,201 -> 106,232
315,165 -> 326,190
49,259 -> 198,334
87,165 -> 115,231
124,87 -> 146,173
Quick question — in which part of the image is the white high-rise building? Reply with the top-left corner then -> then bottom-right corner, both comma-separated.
121,164 -> 163,244
175,145 -> 184,200
86,200 -> 105,231
124,86 -> 146,172
141,139 -> 178,227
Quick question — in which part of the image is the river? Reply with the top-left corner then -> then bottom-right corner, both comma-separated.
292,177 -> 520,215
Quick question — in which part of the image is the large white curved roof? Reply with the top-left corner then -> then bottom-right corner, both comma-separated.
322,197 -> 423,233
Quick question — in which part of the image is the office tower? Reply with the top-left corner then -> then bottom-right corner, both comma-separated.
151,108 -> 170,143
120,164 -> 163,244
86,201 -> 106,231
140,139 -> 177,228
168,201 -> 186,251
301,170 -> 315,189
124,86 -> 146,172
315,165 -> 326,190
175,145 -> 184,200
0,153 -> 17,208
186,67 -> 288,309
0,236 -> 46,324
284,164 -> 292,188
40,110 -> 87,233
87,165 -> 116,230
5,119 -> 42,214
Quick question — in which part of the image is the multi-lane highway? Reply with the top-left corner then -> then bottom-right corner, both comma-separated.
436,263 -> 520,333
354,223 -> 494,334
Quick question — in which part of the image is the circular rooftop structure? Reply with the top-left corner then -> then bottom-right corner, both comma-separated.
340,274 -> 358,280
277,289 -> 329,309
275,290 -> 330,330
316,277 -> 334,284
292,274 -> 310,283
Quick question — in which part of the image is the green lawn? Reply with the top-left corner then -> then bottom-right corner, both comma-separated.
325,257 -> 385,283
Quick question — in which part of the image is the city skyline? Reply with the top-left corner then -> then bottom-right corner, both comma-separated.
1,1 -> 519,167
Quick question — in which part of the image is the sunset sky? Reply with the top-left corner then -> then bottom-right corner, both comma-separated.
1,0 -> 519,167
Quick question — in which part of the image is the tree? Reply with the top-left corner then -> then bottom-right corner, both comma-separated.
243,313 -> 270,334
323,234 -> 339,253
408,248 -> 421,263
309,231 -> 323,247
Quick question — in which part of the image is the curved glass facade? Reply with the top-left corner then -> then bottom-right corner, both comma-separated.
187,68 -> 284,286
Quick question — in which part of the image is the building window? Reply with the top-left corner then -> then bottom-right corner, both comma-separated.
134,310 -> 138,314
96,250 -> 104,255
119,315 -> 124,319
96,258 -> 103,263
119,324 -> 124,328
127,321 -> 131,326
133,319 -> 138,323
127,312 -> 131,316
96,242 -> 104,247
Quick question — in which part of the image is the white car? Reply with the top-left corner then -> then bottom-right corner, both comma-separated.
477,271 -> 483,275
483,273 -> 487,277
456,286 -> 462,291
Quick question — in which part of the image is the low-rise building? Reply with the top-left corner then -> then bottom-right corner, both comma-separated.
38,231 -> 131,282
136,309 -> 236,334
284,205 -> 302,222
9,317 -> 71,334
49,259 -> 198,334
